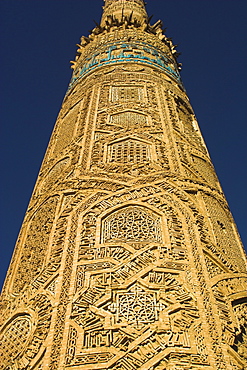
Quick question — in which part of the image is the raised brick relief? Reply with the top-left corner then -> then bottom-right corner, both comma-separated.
1,0 -> 246,369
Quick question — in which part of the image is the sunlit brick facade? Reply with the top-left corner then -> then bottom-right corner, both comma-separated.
1,1 -> 246,369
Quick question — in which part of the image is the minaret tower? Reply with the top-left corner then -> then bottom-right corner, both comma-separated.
1,1 -> 246,369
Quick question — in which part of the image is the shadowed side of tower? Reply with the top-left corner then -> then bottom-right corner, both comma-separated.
0,1 -> 246,369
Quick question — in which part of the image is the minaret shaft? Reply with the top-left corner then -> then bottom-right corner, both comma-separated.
0,1 -> 246,370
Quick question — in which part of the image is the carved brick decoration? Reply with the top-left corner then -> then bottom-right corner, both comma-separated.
1,0 -> 246,369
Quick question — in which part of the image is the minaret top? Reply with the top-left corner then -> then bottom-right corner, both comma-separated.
101,0 -> 148,27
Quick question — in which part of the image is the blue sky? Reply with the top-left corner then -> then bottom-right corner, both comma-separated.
0,0 -> 246,290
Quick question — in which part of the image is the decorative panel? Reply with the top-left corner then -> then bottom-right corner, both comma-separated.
175,97 -> 206,153
53,102 -> 80,156
203,194 -> 246,272
107,138 -> 151,164
0,316 -> 31,370
111,85 -> 144,102
12,196 -> 59,295
102,205 -> 162,246
41,157 -> 70,192
192,155 -> 218,186
110,111 -> 148,129
232,301 -> 247,362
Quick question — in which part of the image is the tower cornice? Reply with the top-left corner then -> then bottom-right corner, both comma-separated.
70,0 -> 182,83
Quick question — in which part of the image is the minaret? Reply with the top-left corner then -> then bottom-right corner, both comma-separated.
1,0 -> 246,369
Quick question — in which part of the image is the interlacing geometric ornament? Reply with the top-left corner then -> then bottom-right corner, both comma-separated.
117,285 -> 157,324
68,266 -> 201,367
64,201 -> 208,369
102,206 -> 162,246
232,302 -> 247,362
98,284 -> 158,329
0,316 -> 32,369
0,294 -> 52,370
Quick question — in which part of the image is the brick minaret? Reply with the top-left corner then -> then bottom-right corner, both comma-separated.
1,1 -> 246,369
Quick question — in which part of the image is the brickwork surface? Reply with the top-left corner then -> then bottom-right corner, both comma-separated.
1,1 -> 246,369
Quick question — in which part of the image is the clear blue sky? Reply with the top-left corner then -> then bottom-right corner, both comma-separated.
0,0 -> 246,290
